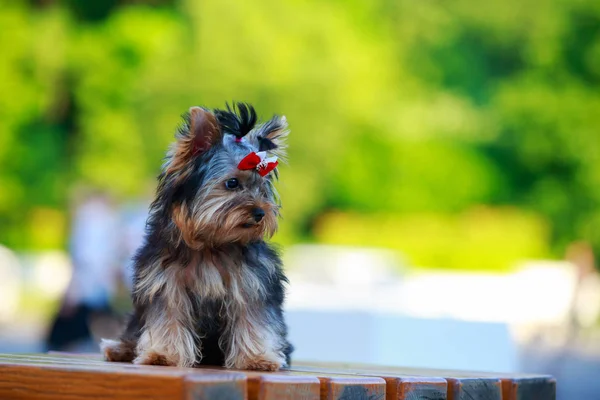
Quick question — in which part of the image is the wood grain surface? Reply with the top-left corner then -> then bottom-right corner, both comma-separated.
184,372 -> 247,400
391,376 -> 447,400
292,361 -> 555,400
446,377 -> 502,400
0,353 -> 555,400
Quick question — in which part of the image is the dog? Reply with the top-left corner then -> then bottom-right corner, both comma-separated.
101,103 -> 292,371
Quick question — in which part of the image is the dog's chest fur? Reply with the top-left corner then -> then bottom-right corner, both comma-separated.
182,244 -> 276,304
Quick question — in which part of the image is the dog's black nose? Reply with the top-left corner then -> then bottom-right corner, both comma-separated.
252,207 -> 265,222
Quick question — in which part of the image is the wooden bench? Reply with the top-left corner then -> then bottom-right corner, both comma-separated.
0,353 -> 555,400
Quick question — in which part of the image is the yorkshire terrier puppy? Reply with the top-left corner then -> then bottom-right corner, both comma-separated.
101,103 -> 292,371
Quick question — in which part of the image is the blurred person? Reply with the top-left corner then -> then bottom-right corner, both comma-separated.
118,196 -> 152,292
565,242 -> 600,332
45,191 -> 122,352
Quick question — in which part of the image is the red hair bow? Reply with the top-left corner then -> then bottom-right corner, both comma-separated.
237,151 -> 278,177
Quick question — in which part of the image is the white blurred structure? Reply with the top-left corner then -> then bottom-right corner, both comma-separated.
284,244 -> 599,372
286,310 -> 517,372
0,246 -> 21,323
30,251 -> 72,297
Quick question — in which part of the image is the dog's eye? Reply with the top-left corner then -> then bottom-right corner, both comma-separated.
225,178 -> 239,189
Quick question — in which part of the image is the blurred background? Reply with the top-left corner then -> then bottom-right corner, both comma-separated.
0,0 -> 599,398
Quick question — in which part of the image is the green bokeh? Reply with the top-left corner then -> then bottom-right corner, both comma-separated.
0,0 -> 599,269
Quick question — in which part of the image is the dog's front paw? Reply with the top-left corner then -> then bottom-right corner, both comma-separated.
245,358 -> 282,371
101,339 -> 135,363
235,353 -> 286,371
133,350 -> 178,367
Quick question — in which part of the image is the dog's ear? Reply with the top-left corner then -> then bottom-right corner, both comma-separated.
188,107 -> 221,155
257,115 -> 289,156
167,107 -> 221,174
256,115 -> 289,158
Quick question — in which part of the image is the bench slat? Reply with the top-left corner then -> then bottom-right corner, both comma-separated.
0,353 -> 555,400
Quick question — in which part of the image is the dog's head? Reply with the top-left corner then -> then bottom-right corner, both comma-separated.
155,103 -> 288,248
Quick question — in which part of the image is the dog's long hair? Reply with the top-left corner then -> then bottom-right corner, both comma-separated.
101,103 -> 292,371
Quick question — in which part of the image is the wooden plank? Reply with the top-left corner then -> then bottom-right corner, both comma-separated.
197,364 -> 389,400
26,354 -> 397,399
292,362 -> 553,400
0,363 -> 185,400
6,354 -> 321,400
0,353 -> 190,377
0,353 -> 249,400
372,366 -> 551,400
247,374 -> 320,400
0,354 -> 554,400
446,377 -> 502,400
198,365 -> 387,400
291,364 -> 501,400
292,368 -> 445,400
195,365 -> 321,400
292,360 -> 550,380
0,353 -> 214,377
391,376 -> 447,400
17,354 -> 479,400
184,372 -> 247,400
501,377 -> 556,400
47,351 -> 102,359
243,366 -> 387,400
319,377 -> 386,400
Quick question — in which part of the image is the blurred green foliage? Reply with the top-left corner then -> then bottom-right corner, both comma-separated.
315,208 -> 550,271
0,0 -> 599,269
